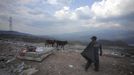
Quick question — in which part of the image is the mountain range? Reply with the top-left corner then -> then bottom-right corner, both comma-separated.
0,30 -> 52,42
51,29 -> 134,45
0,29 -> 134,45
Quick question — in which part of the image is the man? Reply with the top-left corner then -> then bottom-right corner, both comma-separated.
81,36 -> 102,72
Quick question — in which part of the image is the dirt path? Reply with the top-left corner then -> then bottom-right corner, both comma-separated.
22,50 -> 133,75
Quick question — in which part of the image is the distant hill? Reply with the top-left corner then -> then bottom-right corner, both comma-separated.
0,30 -> 54,42
52,29 -> 134,45
0,30 -> 133,46
98,40 -> 128,46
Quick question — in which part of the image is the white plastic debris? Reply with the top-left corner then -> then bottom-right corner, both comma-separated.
68,65 -> 73,68
112,64 -> 116,66
130,72 -> 133,75
6,58 -> 16,63
36,47 -> 44,52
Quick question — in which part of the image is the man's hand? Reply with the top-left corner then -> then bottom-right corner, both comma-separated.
100,53 -> 102,56
99,44 -> 102,56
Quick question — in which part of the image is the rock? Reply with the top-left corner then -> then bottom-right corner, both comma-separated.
131,55 -> 134,58
0,69 -> 10,75
0,62 -> 6,68
130,72 -> 133,75
21,68 -> 38,75
130,63 -> 134,66
125,53 -> 131,57
112,64 -> 116,66
14,62 -> 25,73
0,56 -> 7,62
6,58 -> 16,63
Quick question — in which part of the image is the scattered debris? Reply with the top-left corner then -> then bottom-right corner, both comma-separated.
131,55 -> 134,58
17,47 -> 55,61
130,63 -> 134,66
6,58 -> 16,63
21,67 -> 38,75
68,65 -> 74,68
129,72 -> 133,75
0,40 -> 134,75
14,62 -> 25,73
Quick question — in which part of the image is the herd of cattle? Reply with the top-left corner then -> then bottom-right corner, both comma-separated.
45,40 -> 68,49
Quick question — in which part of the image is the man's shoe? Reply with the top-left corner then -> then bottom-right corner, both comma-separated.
94,68 -> 99,72
85,68 -> 88,72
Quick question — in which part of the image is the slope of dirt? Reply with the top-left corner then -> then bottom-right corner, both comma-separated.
22,50 -> 133,75
0,40 -> 133,75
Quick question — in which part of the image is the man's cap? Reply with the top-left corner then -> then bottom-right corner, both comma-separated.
91,36 -> 97,40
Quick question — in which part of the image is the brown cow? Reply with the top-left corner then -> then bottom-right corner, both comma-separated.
45,40 -> 56,47
55,40 -> 68,50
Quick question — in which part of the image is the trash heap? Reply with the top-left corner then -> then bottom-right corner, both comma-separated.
0,57 -> 38,75
0,41 -> 54,75
17,45 -> 55,61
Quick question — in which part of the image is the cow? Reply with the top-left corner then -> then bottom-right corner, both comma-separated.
45,40 -> 56,47
55,40 -> 68,50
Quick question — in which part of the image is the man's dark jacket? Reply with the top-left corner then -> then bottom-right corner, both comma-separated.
81,41 -> 102,63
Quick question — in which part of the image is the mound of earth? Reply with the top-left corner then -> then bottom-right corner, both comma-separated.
22,50 -> 133,75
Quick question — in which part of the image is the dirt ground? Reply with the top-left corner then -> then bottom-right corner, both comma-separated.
0,41 -> 133,75
22,50 -> 133,75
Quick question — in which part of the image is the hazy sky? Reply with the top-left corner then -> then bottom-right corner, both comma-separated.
0,0 -> 134,35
